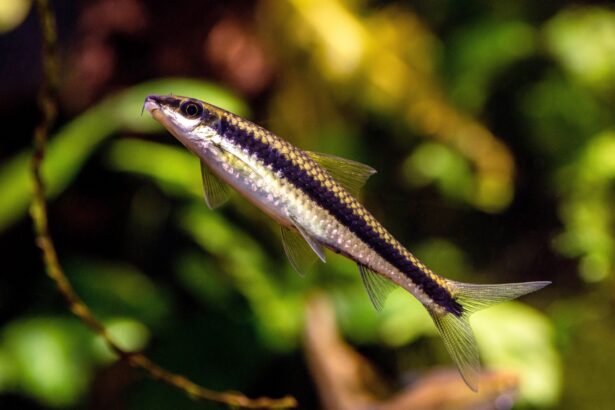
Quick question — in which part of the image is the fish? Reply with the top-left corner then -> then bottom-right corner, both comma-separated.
143,94 -> 550,391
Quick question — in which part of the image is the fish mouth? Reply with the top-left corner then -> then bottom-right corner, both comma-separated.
143,95 -> 161,115
144,94 -> 181,111
143,95 -> 171,126
143,94 -> 191,147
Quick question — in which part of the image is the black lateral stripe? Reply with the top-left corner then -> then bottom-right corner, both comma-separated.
221,117 -> 463,316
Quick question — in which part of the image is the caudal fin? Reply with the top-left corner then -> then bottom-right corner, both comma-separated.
428,280 -> 551,391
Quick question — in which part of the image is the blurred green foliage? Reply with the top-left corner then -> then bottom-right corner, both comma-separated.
0,78 -> 246,232
1,318 -> 91,406
544,7 -> 615,92
446,20 -> 536,113
2,1 -> 615,409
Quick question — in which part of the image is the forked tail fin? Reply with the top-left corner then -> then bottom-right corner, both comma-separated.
428,280 -> 551,391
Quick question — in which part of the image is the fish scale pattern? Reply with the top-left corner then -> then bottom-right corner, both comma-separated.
218,107 -> 463,315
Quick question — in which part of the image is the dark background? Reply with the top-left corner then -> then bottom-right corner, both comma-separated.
1,0 -> 615,408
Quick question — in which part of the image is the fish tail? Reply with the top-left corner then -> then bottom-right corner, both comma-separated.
427,279 -> 551,391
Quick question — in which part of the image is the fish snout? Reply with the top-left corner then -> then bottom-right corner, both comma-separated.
144,94 -> 183,112
143,95 -> 164,115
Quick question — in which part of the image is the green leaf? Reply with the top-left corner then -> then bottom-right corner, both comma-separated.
0,78 -> 247,232
66,259 -> 172,327
473,302 -> 561,406
0,317 -> 92,407
107,139 -> 202,197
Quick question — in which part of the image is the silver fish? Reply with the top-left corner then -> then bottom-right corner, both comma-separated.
144,94 -> 550,391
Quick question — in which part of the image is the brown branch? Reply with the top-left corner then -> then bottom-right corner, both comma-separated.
29,1 -> 296,408
304,294 -> 519,410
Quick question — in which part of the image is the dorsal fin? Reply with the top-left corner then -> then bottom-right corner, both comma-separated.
200,160 -> 229,209
306,151 -> 376,198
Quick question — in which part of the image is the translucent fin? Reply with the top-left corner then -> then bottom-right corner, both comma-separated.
450,280 -> 552,315
306,151 -> 376,198
281,226 -> 317,275
427,280 -> 551,392
428,309 -> 480,391
200,160 -> 229,209
289,216 -> 327,264
358,264 -> 397,311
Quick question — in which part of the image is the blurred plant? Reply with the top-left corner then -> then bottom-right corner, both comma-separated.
23,1 -> 295,408
261,0 -> 516,212
544,7 -> 615,94
525,6 -> 615,283
305,293 -> 520,410
107,137 -> 560,406
0,317 -> 93,406
0,315 -> 148,406
1,0 -> 590,407
0,78 -> 247,233
473,304 -> 560,406
553,131 -> 615,283
445,20 -> 536,113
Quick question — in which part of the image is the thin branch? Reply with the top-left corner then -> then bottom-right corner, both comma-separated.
29,1 -> 296,408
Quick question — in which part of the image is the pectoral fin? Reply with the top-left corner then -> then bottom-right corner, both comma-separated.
200,160 -> 229,209
306,151 -> 376,198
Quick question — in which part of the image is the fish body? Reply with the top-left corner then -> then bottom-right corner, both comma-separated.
144,94 -> 550,391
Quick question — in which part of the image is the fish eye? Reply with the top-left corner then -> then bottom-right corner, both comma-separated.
180,101 -> 203,118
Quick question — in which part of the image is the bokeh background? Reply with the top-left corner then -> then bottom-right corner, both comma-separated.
1,0 -> 615,408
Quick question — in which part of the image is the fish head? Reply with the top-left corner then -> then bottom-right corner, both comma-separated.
144,94 -> 222,152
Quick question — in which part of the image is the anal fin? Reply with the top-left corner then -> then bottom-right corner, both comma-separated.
358,264 -> 397,311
